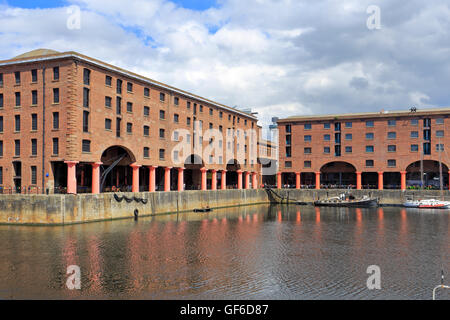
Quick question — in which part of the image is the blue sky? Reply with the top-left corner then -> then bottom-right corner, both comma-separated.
4,0 -> 219,10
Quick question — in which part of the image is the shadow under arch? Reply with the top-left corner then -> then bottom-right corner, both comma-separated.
226,159 -> 242,189
184,154 -> 205,190
406,160 -> 449,188
320,161 -> 357,188
100,145 -> 137,192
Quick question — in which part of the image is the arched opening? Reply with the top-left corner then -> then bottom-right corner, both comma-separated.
406,160 -> 449,189
100,146 -> 136,192
226,159 -> 241,189
184,154 -> 204,190
320,162 -> 356,188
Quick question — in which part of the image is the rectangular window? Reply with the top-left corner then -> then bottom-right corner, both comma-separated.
83,111 -> 89,132
0,94 -> 3,108
304,161 -> 311,168
411,119 -> 419,126
159,128 -> 165,138
15,115 -> 20,132
53,67 -> 59,81
143,147 -> 149,158
32,90 -> 38,105
0,73 -> 3,86
366,121 -> 374,128
324,134 -> 330,141
116,79 -> 122,94
143,126 -> 149,136
324,146 -> 330,154
31,113 -> 38,131
304,135 -> 312,142
159,149 -> 165,160
105,75 -> 112,86
304,123 -> 312,130
387,132 -> 396,139
31,69 -> 38,82
436,144 -> 444,151
200,105 -> 203,112
105,118 -> 112,130
14,140 -> 20,156
159,110 -> 165,119
187,101 -> 191,109
31,166 -> 37,185
345,146 -> 352,153
423,142 -> 431,155
411,144 -> 419,152
436,130 -> 444,138
82,88 -> 88,107
31,139 -> 37,156
219,111 -> 223,118
116,118 -> 121,137
366,133 -> 374,140
345,122 -> 352,128
15,92 -> 21,106
105,96 -> 112,108
144,87 -> 150,97
285,125 -> 292,133
51,112 -> 59,130
304,147 -> 312,154
388,145 -> 396,152
285,161 -> 292,168
410,131 -> 419,138
53,88 -> 60,104
187,117 -> 191,125
366,145 -> 374,153
15,71 -> 21,84
323,123 -> 330,129
174,97 -> 179,106
160,92 -> 165,102
366,160 -> 374,167
387,159 -> 396,167
0,117 -> 3,132
345,133 -> 352,140
0,167 -> 2,184
286,135 -> 292,145
387,120 -> 396,127
82,140 -> 91,153
209,108 -> 213,115
0,141 -> 3,157
174,114 -> 179,123
126,122 -> 132,133
127,82 -> 133,92
83,68 -> 91,85
144,106 -> 150,116
127,102 -> 133,113
116,97 -> 121,115
436,118 -> 444,124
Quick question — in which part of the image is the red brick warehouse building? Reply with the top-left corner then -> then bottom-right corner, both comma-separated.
0,49 -> 262,194
277,109 -> 450,190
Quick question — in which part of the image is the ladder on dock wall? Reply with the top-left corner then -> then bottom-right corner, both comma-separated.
264,187 -> 300,204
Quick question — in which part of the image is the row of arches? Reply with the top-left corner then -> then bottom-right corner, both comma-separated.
280,160 -> 450,190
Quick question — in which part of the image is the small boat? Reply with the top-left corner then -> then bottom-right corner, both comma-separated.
314,194 -> 378,208
403,199 -> 450,209
193,207 -> 212,213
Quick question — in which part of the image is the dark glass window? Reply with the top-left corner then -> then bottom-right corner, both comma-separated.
144,106 -> 150,116
31,166 -> 37,185
304,161 -> 311,168
31,139 -> 37,156
366,133 -> 374,140
15,115 -> 20,132
32,90 -> 38,105
82,88 -> 88,107
304,147 -> 312,154
53,88 -> 60,104
159,128 -> 165,138
160,92 -> 165,102
14,140 -> 20,156
324,146 -> 330,154
127,122 -> 132,133
105,118 -> 112,130
0,73 -> 3,86
304,135 -> 312,142
116,118 -> 121,137
15,71 -> 21,84
82,140 -> 91,153
174,97 -> 179,106
127,102 -> 132,113
388,145 -> 396,152
387,132 -> 396,139
387,120 -> 396,127
0,117 -> 3,132
324,134 -> 330,141
31,69 -> 38,82
159,149 -> 165,160
304,123 -> 311,130
0,141 -> 3,157
0,94 -> 3,108
116,79 -> 122,94
144,87 -> 150,97
411,144 -> 419,152
83,68 -> 91,85
53,112 -> 59,129
127,82 -> 133,92
159,110 -> 165,119
105,96 -> 112,108
285,147 -> 292,157
83,111 -> 89,132
105,75 -> 112,86
366,160 -> 374,167
15,92 -> 21,106
116,97 -> 121,115
411,131 -> 419,138
0,167 -> 3,184
387,159 -> 396,167
345,133 -> 352,140
366,145 -> 374,152
174,114 -> 179,123
53,67 -> 59,81
345,146 -> 352,153
143,147 -> 149,158
143,126 -> 149,136
366,121 -> 374,127
31,114 -> 37,131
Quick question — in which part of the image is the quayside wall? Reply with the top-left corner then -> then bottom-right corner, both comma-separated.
0,189 -> 449,225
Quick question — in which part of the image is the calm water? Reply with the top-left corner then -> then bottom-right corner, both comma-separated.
0,205 -> 448,300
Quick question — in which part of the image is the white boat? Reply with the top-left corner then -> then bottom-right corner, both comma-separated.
403,199 -> 450,209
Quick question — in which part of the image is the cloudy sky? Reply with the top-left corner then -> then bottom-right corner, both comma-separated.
1,0 -> 449,127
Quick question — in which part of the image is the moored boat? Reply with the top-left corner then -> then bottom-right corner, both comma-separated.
314,194 -> 379,207
403,199 -> 450,209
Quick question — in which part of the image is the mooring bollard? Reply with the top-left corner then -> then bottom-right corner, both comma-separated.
134,209 -> 139,221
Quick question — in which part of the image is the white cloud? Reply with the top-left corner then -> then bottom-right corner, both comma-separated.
1,0 -> 449,128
